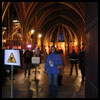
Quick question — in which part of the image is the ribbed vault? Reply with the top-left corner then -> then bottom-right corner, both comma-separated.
2,2 -> 85,53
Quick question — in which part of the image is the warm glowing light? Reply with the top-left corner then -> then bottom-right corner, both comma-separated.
2,27 -> 7,30
2,40 -> 6,43
27,44 -> 32,48
57,42 -> 65,56
46,46 -> 49,54
33,50 -> 35,52
74,39 -> 77,42
12,20 -> 19,23
74,40 -> 78,46
38,34 -> 42,38
31,29 -> 34,34
18,46 -> 21,49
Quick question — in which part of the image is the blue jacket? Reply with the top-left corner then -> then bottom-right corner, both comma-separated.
45,53 -> 62,74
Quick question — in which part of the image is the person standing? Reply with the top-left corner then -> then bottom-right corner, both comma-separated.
23,48 -> 33,78
44,49 -> 48,62
79,47 -> 85,82
45,46 -> 62,97
70,49 -> 78,76
58,50 -> 65,86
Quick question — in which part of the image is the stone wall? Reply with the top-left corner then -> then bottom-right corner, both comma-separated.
85,2 -> 98,98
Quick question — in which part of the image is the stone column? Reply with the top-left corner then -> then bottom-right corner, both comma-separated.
67,32 -> 69,56
78,37 -> 81,52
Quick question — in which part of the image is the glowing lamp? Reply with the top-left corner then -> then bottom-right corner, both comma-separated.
31,29 -> 34,34
38,34 -> 42,38
2,40 -> 6,43
2,27 -> 7,30
27,44 -> 32,48
33,50 -> 35,52
12,20 -> 19,23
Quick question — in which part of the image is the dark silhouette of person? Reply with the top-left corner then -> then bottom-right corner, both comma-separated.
79,47 -> 85,82
70,49 -> 78,76
58,50 -> 65,86
44,49 -> 48,62
23,49 -> 33,78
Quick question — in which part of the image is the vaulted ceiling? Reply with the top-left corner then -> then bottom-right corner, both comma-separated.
2,2 -> 85,45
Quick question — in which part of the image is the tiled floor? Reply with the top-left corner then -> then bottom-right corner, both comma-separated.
2,61 -> 85,98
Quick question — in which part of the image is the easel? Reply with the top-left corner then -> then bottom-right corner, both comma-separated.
31,57 -> 40,81
32,64 -> 40,81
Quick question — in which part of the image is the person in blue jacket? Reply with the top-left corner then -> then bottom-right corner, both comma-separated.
45,46 -> 62,97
